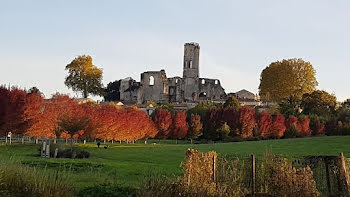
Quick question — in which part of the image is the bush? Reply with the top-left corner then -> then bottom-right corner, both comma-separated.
0,163 -> 74,197
262,151 -> 320,197
283,125 -> 298,138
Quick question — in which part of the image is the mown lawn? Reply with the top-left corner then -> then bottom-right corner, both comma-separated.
0,136 -> 349,190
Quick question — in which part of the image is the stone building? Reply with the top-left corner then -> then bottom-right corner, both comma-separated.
118,42 -> 226,104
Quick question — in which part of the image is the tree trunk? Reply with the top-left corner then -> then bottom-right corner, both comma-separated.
22,136 -> 24,144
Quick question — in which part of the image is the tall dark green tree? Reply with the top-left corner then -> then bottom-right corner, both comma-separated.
104,80 -> 121,101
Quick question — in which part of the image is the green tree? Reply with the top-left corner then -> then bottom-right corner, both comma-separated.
216,122 -> 230,140
259,58 -> 318,102
104,80 -> 120,101
278,96 -> 301,117
300,90 -> 337,118
223,96 -> 240,110
65,55 -> 103,98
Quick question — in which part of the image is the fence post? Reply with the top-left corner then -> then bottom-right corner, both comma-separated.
338,152 -> 350,197
212,154 -> 216,183
251,154 -> 256,197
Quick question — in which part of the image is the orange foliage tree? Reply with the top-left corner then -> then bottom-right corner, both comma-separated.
153,109 -> 172,139
298,117 -> 311,137
258,111 -> 273,139
171,110 -> 188,139
238,106 -> 256,138
270,113 -> 287,138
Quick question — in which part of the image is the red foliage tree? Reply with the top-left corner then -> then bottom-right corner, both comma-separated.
171,111 -> 188,139
258,111 -> 273,139
311,119 -> 325,136
270,113 -> 286,138
0,87 -> 28,136
0,87 -> 10,136
238,106 -> 256,138
298,117 -> 311,137
286,115 -> 299,130
221,107 -> 240,134
153,109 -> 172,139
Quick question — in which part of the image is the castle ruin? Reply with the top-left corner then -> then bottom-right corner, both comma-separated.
118,42 -> 226,104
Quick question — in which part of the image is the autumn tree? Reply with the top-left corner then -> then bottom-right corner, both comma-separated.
310,119 -> 325,136
171,111 -> 188,139
187,114 -> 202,141
238,106 -> 255,138
203,108 -> 222,140
65,55 -> 104,98
259,58 -> 318,102
222,107 -> 240,135
0,87 -> 28,136
270,113 -> 286,138
153,109 -> 172,139
300,90 -> 337,118
297,117 -> 311,137
258,111 -> 273,139
0,87 -> 10,136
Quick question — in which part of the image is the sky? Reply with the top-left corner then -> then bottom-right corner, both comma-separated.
0,0 -> 349,101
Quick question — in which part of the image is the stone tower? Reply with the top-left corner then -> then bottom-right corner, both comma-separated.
183,42 -> 200,101
183,42 -> 200,79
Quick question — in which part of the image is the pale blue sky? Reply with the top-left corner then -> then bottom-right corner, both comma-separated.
0,1 -> 349,101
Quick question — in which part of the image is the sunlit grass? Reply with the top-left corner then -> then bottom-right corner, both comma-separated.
0,135 -> 350,190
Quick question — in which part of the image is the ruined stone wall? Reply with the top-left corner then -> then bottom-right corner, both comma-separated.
120,78 -> 138,102
198,78 -> 226,100
138,70 -> 169,104
168,77 -> 184,103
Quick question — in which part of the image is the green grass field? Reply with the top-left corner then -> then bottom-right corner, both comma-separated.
1,136 -> 350,190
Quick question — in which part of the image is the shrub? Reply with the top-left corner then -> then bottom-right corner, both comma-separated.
262,152 -> 320,197
284,124 -> 298,138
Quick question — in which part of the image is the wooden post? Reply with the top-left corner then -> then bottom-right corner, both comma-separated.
324,157 -> 332,195
338,152 -> 350,197
251,154 -> 256,197
212,154 -> 216,182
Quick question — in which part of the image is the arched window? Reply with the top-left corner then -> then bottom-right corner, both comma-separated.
149,76 -> 154,86
199,92 -> 207,98
215,80 -> 218,85
201,79 -> 205,84
189,60 -> 193,68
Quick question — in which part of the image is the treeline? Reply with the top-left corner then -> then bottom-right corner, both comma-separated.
1,86 -> 350,143
0,87 -> 158,142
